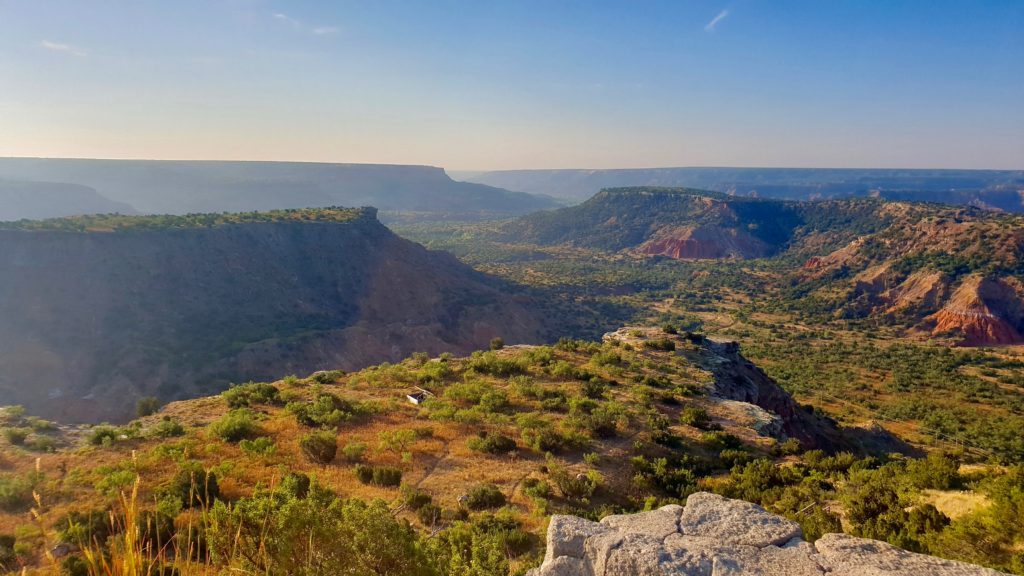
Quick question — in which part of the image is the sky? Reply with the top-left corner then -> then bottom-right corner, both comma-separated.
0,0 -> 1021,170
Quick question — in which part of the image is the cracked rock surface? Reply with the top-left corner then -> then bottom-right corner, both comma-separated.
526,492 -> 1007,576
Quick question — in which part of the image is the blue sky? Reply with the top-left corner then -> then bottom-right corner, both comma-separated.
0,0 -> 1021,169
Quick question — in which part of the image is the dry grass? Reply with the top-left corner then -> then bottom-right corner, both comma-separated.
922,489 -> 991,520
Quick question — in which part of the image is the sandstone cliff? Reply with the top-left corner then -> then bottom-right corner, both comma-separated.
528,492 -> 1006,575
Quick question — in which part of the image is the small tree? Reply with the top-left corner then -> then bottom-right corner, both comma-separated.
136,396 -> 161,418
489,337 -> 505,351
299,431 -> 337,465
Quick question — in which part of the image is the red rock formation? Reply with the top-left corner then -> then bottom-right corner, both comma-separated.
929,275 -> 1024,346
637,226 -> 772,260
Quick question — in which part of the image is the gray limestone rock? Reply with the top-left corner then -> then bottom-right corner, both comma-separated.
528,493 -> 1008,576
545,515 -> 611,562
814,533 -> 1007,575
600,504 -> 684,539
678,492 -> 803,548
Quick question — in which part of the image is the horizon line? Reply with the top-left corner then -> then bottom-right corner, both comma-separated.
0,155 -> 1021,173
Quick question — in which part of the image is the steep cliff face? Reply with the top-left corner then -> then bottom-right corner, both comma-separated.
0,209 -> 548,422
528,493 -> 1006,576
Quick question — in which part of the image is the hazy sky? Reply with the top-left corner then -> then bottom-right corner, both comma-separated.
1,0 -> 1021,170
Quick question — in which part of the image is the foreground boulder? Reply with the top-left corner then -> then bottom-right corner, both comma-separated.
527,492 -> 1006,576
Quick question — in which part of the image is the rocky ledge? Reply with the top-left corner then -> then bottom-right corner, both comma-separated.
527,492 -> 1005,576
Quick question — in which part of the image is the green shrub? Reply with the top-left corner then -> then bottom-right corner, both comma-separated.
205,484 -> 431,575
25,435 -> 55,452
353,465 -> 402,487
170,464 -> 220,508
0,534 -> 15,570
0,534 -> 13,570
719,449 -> 754,468
372,467 -> 403,487
25,417 -> 55,432
61,555 -> 89,576
299,431 -> 337,465
416,503 -> 442,526
378,429 -> 418,454
906,452 -> 962,490
775,438 -> 802,456
467,351 -> 525,377
354,464 -> 374,484
136,396 -> 161,418
489,337 -> 504,351
341,441 -> 367,463
590,350 -> 623,367
550,466 -> 601,500
644,338 -> 676,352
210,410 -> 260,443
581,378 -> 608,399
701,431 -> 743,450
462,484 -> 506,510
150,416 -> 186,439
478,390 -> 510,413
87,426 -> 121,446
521,478 -> 552,500
95,465 -> 136,496
56,509 -> 113,547
467,432 -> 517,455
239,436 -> 276,457
2,428 -> 28,446
0,474 -> 33,512
287,392 -> 360,428
399,486 -> 433,511
308,370 -> 345,385
679,406 -> 713,429
222,382 -> 281,409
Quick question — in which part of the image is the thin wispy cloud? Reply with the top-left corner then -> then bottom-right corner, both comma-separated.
39,40 -> 87,56
273,12 -> 300,28
272,12 -> 338,36
704,9 -> 730,32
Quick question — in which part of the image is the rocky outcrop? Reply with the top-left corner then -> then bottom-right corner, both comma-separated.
603,328 -> 844,450
929,275 -> 1024,346
528,493 -> 1007,576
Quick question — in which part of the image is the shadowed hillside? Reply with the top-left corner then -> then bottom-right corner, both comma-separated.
0,207 -> 553,422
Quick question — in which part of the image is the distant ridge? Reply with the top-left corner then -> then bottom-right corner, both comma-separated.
0,157 -> 558,222
467,167 -> 1024,210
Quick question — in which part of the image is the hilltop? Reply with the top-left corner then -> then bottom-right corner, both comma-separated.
0,158 -> 559,222
1,328 -> 1021,575
0,207 -> 558,422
